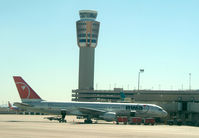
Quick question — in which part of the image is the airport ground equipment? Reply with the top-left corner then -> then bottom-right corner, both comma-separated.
167,117 -> 183,126
144,118 -> 155,125
116,117 -> 128,125
116,116 -> 156,125
129,117 -> 142,125
44,116 -> 67,123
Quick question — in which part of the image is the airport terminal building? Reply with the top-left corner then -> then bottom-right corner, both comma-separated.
73,10 -> 199,125
72,89 -> 199,124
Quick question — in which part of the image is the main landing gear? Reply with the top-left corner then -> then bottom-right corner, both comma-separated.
60,110 -> 67,123
84,118 -> 93,124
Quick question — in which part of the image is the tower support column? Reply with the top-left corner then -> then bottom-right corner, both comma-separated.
79,47 -> 95,90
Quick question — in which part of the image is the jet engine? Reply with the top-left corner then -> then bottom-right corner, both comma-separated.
99,112 -> 116,121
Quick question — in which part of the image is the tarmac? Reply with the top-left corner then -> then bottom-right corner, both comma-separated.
0,115 -> 199,138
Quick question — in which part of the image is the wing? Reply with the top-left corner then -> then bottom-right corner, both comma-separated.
78,107 -> 106,116
13,102 -> 33,107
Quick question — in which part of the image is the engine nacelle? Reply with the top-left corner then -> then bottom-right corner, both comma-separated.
99,112 -> 116,121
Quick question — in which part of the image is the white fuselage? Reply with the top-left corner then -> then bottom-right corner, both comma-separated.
14,101 -> 168,120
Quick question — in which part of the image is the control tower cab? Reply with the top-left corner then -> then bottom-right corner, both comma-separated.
76,10 -> 100,90
76,10 -> 100,48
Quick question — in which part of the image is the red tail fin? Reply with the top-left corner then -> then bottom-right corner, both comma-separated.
8,101 -> 12,108
13,76 -> 42,102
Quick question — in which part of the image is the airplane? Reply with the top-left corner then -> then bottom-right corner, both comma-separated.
8,101 -> 20,111
13,76 -> 168,123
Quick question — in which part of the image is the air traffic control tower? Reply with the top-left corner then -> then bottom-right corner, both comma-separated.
76,10 -> 100,90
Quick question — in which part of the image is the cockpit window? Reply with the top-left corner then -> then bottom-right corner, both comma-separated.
158,108 -> 163,111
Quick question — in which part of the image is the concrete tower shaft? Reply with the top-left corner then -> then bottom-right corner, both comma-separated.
76,10 -> 100,90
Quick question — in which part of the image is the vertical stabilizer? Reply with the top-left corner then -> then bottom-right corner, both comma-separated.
13,76 -> 42,103
8,101 -> 12,108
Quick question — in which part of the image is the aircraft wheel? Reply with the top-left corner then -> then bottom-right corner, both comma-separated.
88,120 -> 92,124
84,119 -> 92,124
84,120 -> 87,123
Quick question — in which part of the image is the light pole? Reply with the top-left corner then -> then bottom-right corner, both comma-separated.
138,69 -> 144,91
189,73 -> 191,91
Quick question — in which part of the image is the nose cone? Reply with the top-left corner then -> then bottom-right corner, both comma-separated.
162,110 -> 168,117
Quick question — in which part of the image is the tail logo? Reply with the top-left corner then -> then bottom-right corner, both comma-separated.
21,86 -> 26,90
16,82 -> 30,99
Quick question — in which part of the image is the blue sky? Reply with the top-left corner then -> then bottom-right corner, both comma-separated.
0,0 -> 199,104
